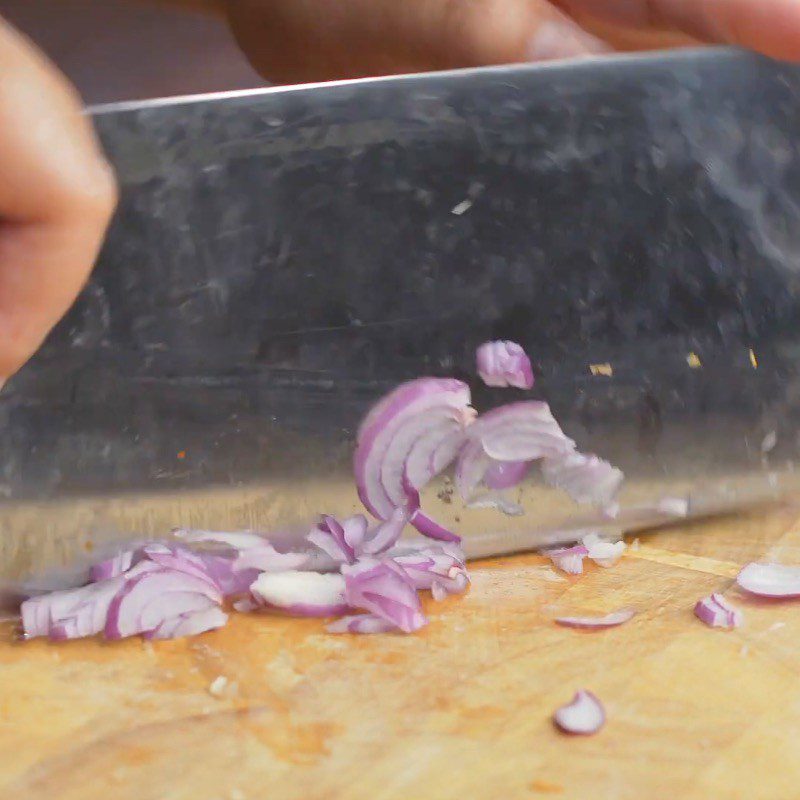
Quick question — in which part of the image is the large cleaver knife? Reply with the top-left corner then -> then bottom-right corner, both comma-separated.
3,47 -> 800,589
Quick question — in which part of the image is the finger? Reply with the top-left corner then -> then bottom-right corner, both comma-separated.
226,0 -> 611,84
0,19 -> 117,379
554,0 -> 800,61
560,10 -> 700,52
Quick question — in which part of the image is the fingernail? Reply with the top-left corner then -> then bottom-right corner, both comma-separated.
528,19 -> 611,61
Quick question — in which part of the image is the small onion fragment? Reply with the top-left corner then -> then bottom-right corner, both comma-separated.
543,545 -> 588,575
455,402 -> 574,500
392,543 -> 469,599
476,340 -> 534,390
582,532 -> 626,568
736,562 -> 800,598
249,571 -> 349,617
89,550 -> 137,582
555,608 -> 635,629
342,558 -> 427,633
307,515 -> 367,565
541,451 -> 624,508
326,614 -> 397,634
465,493 -> 524,517
553,690 -> 605,735
362,506 -> 408,555
694,594 -> 742,629
307,509 -> 409,562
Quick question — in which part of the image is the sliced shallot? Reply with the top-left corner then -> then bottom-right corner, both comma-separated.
105,562 -> 223,640
354,378 -> 474,541
736,562 -> 800,598
555,608 -> 635,629
553,690 -> 605,735
23,574 -> 128,640
476,340 -> 534,390
694,594 -> 742,628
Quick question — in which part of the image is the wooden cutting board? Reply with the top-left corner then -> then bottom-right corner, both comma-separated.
2,506 -> 800,800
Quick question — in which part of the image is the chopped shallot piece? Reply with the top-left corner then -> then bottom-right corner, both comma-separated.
249,571 -> 349,617
307,508 -> 409,562
341,558 -> 427,633
307,514 -> 367,564
392,543 -> 469,599
543,545 -> 589,575
694,594 -> 742,629
476,340 -> 534,390
553,690 -> 605,735
582,532 -> 626,568
89,550 -> 136,582
541,451 -> 624,508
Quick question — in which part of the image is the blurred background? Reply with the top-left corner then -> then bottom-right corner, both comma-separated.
0,0 -> 265,104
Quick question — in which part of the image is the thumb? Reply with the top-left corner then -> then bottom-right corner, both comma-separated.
226,0 -> 610,85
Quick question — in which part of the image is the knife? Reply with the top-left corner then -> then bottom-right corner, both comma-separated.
2,47 -> 800,591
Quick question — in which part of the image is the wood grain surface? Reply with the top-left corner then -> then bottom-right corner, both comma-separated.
2,506 -> 800,799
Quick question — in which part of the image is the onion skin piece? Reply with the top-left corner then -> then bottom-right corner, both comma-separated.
736,562 -> 800,598
476,340 -> 534,390
553,690 -> 605,735
694,594 -> 742,628
555,608 -> 635,629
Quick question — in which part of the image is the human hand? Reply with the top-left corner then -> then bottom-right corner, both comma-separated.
0,18 -> 117,382
224,0 -> 800,84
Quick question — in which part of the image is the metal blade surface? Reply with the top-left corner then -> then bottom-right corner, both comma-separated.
3,49 -> 800,584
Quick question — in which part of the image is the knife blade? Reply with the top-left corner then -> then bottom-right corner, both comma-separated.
2,47 -> 800,588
